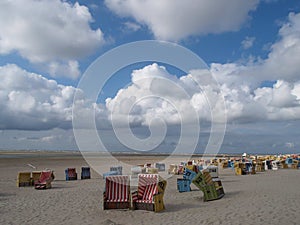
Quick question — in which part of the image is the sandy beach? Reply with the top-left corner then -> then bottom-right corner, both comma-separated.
1,151 -> 300,225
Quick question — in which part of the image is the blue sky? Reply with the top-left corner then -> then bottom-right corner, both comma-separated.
1,0 -> 300,154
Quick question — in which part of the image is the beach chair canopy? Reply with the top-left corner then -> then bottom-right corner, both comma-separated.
132,174 -> 167,212
17,172 -> 31,187
103,175 -> 130,210
34,170 -> 54,189
192,170 -> 225,201
65,168 -> 77,180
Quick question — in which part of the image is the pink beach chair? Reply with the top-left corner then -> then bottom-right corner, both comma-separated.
103,175 -> 130,210
132,174 -> 167,212
34,170 -> 55,189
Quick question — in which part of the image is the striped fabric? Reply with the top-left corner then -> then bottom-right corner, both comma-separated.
38,171 -> 53,184
136,174 -> 159,203
105,175 -> 129,202
203,171 -> 213,185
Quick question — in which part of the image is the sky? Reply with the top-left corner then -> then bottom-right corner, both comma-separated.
1,0 -> 300,154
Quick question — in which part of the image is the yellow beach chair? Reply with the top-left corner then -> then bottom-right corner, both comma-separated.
17,172 -> 31,187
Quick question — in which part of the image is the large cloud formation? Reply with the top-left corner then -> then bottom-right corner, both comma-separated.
105,0 -> 259,41
1,12 -> 300,131
0,0 -> 104,79
0,64 -> 82,130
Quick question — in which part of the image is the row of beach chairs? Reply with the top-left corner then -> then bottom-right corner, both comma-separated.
17,167 -> 91,190
65,167 -> 91,180
17,170 -> 54,189
103,174 -> 167,212
177,168 -> 225,201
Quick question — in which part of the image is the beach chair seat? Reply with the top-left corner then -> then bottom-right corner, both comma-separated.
177,178 -> 191,192
192,170 -> 225,201
17,172 -> 31,187
177,168 -> 197,192
81,167 -> 91,179
34,170 -> 55,189
132,174 -> 167,212
31,171 -> 42,185
65,168 -> 77,180
103,175 -> 130,210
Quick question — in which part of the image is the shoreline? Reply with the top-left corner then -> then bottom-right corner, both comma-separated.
1,149 -> 299,159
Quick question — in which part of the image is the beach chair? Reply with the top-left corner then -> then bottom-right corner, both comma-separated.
110,166 -> 122,175
154,163 -> 165,171
81,167 -> 91,179
132,174 -> 167,212
31,171 -> 42,185
146,167 -> 159,174
65,168 -> 77,180
17,172 -> 31,187
177,168 -> 197,192
207,165 -> 219,178
34,170 -> 55,189
192,170 -> 225,202
168,164 -> 178,174
103,175 -> 130,210
186,164 -> 199,173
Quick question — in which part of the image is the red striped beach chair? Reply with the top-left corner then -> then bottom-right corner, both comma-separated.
34,170 -> 55,190
132,174 -> 167,212
103,175 -> 130,210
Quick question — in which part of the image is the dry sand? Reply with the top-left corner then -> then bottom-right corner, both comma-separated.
0,151 -> 300,225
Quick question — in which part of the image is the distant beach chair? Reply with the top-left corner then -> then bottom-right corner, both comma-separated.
146,167 -> 159,174
206,165 -> 219,178
178,165 -> 185,175
154,163 -> 165,172
81,167 -> 91,179
103,175 -> 130,210
65,168 -> 77,180
272,160 -> 280,170
177,178 -> 191,192
132,174 -> 167,212
177,168 -> 197,192
110,166 -> 122,175
264,160 -> 272,170
186,164 -> 198,173
34,170 -> 55,189
255,161 -> 265,172
31,171 -> 42,185
192,170 -> 225,202
17,172 -> 31,187
168,164 -> 178,174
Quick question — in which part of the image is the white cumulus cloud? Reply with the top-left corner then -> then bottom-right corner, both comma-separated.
0,64 -> 107,130
105,0 -> 259,41
0,0 -> 104,79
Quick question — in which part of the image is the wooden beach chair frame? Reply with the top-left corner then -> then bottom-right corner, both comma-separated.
65,168 -> 77,180
132,174 -> 167,212
34,170 -> 55,189
17,172 -> 31,187
192,170 -> 225,202
103,175 -> 131,210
